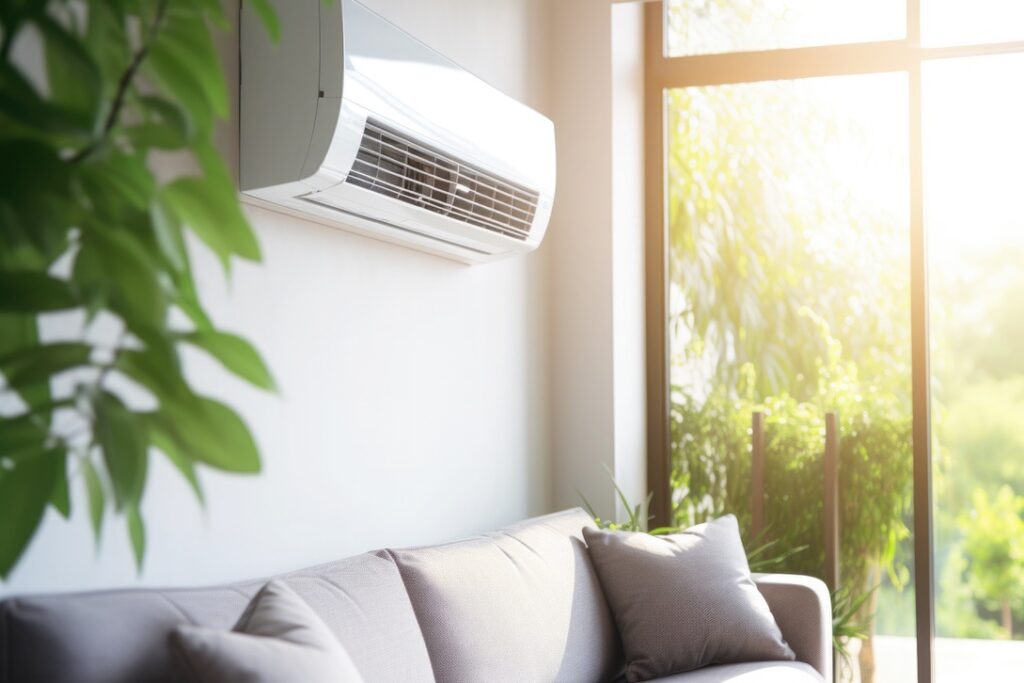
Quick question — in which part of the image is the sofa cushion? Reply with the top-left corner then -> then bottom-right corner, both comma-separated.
646,661 -> 823,682
388,508 -> 623,683
583,516 -> 794,682
170,580 -> 364,683
0,551 -> 432,683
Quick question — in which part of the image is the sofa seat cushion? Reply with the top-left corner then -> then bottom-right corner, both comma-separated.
388,508 -> 623,683
645,661 -> 823,682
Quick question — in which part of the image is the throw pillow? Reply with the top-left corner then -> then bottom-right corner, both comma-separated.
583,515 -> 794,682
170,579 -> 364,683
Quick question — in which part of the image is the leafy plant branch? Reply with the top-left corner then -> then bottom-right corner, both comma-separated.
0,0 -> 282,578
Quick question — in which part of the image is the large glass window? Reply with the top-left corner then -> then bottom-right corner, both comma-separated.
667,71 -> 915,683
649,3 -> 1024,683
925,53 -> 1024,682
665,0 -> 904,56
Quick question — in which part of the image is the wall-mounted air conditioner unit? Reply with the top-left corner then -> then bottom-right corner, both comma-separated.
239,0 -> 556,264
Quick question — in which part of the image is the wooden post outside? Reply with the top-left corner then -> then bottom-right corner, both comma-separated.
824,412 -> 840,593
751,411 -> 765,541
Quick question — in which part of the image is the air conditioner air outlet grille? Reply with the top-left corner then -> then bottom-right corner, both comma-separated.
345,118 -> 539,240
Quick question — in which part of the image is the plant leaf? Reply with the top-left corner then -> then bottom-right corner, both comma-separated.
35,15 -> 102,128
151,7 -> 228,118
126,503 -> 145,572
0,449 -> 62,578
162,177 -> 260,269
148,420 -> 205,504
248,0 -> 281,43
73,225 -> 167,332
49,451 -> 71,518
84,0 -> 130,91
94,392 -> 149,510
183,330 -> 275,391
0,271 -> 78,312
117,346 -> 187,401
0,342 -> 92,388
0,413 -> 48,458
83,458 -> 106,543
156,396 -> 261,473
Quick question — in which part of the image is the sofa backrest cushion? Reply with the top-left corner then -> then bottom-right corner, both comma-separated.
0,550 -> 433,683
388,508 -> 623,683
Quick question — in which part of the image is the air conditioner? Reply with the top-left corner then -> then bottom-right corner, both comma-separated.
239,0 -> 556,264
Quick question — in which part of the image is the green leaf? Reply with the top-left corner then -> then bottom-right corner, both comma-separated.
0,64 -> 94,143
0,312 -> 38,358
148,420 -> 204,504
127,94 -> 192,150
84,1 -> 131,90
79,152 -> 155,210
0,449 -> 62,578
151,7 -> 228,118
36,14 -> 102,127
0,342 -> 92,388
126,503 -> 145,572
0,271 -> 78,312
0,141 -> 75,261
83,458 -> 106,543
117,346 -> 187,401
94,392 -> 149,510
157,396 -> 261,473
49,455 -> 71,518
73,225 -> 167,332
248,0 -> 281,43
0,413 -> 48,458
184,330 -> 276,390
0,312 -> 51,412
142,47 -> 214,135
162,177 -> 260,270
149,198 -> 187,272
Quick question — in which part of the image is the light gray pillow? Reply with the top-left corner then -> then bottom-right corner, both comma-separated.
583,515 -> 794,682
170,580 -> 364,683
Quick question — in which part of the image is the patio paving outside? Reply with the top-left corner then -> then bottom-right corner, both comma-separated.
873,635 -> 1024,682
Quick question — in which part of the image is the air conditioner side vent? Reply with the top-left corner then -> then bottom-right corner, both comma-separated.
345,118 -> 539,241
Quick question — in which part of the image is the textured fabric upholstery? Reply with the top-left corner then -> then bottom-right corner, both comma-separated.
646,661 -> 823,682
388,508 -> 623,683
0,551 -> 432,683
0,510 -> 830,683
583,517 -> 794,682
752,574 -> 832,681
171,580 -> 365,683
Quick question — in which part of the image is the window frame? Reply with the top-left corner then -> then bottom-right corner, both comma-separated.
643,3 -> 1024,681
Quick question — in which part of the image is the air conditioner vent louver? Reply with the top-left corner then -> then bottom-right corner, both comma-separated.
345,119 -> 539,241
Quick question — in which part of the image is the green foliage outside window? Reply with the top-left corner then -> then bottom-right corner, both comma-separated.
0,0 -> 283,578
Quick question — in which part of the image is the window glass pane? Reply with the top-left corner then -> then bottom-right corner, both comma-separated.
925,53 -> 1024,682
923,0 -> 1024,47
665,0 -> 905,57
666,73 -> 914,682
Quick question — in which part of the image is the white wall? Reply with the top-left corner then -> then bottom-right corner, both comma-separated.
548,0 -> 647,520
1,0 -> 554,596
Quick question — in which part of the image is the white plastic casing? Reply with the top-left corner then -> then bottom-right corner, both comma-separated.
239,0 -> 556,264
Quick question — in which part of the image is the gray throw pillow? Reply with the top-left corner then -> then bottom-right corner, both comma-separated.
170,580 -> 364,683
583,515 -> 794,682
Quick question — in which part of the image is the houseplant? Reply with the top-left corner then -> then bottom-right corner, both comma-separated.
0,0 -> 281,577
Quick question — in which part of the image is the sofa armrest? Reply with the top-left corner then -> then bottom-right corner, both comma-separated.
754,573 -> 831,681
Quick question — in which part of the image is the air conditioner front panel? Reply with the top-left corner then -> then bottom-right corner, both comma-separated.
306,183 -> 533,254
240,0 -> 555,264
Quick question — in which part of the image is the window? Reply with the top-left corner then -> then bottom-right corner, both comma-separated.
645,4 -> 1024,683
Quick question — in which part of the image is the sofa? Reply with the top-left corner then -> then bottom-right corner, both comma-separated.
0,508 -> 831,682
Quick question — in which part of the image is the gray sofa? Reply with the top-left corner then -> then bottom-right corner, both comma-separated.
0,508 -> 831,682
